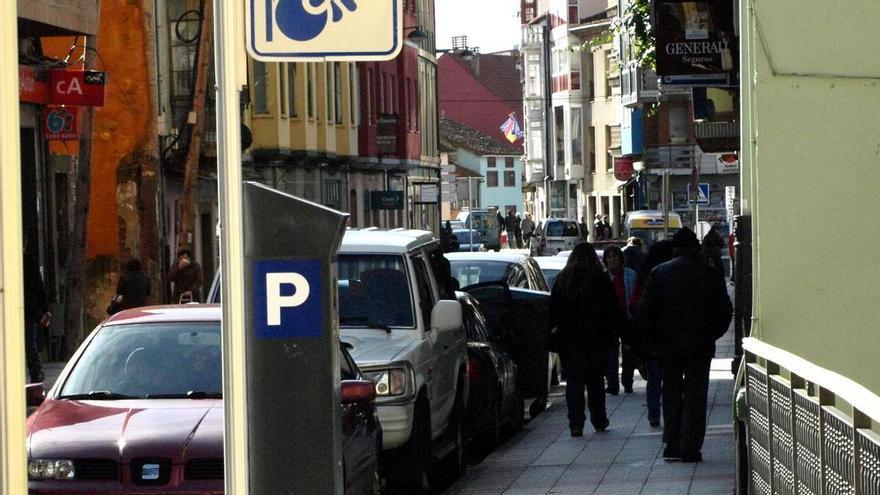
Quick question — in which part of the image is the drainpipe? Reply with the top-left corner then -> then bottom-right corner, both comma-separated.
542,17 -> 553,219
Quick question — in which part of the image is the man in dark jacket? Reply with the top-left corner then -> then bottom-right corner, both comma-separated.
24,250 -> 50,382
505,211 -> 519,248
638,228 -> 732,462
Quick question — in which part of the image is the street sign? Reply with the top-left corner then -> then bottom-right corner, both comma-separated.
48,70 -> 106,107
246,0 -> 403,61
370,190 -> 403,210
252,259 -> 322,338
42,107 -> 77,141
688,182 -> 710,205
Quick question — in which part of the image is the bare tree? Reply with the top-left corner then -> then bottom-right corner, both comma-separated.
139,0 -> 162,301
61,34 -> 98,359
176,0 -> 214,253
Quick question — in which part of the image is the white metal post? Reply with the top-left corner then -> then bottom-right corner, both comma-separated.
215,1 -> 249,493
0,0 -> 27,492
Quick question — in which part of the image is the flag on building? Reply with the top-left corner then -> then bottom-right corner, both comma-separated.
499,113 -> 523,143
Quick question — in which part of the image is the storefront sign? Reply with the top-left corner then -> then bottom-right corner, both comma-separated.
43,107 -> 78,141
419,184 -> 439,203
655,0 -> 737,76
613,156 -> 635,181
376,114 -> 398,155
369,190 -> 404,210
718,153 -> 739,173
49,69 -> 107,107
19,66 -> 49,104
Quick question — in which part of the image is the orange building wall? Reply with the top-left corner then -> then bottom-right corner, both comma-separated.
43,1 -> 153,259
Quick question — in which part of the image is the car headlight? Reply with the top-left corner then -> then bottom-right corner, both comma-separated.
363,368 -> 409,397
28,459 -> 75,480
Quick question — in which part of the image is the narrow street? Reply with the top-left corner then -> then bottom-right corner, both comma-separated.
444,296 -> 737,495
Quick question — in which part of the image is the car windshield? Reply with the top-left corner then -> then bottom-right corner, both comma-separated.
453,230 -> 482,244
450,260 -> 518,287
60,322 -> 222,398
338,254 -> 415,328
546,221 -> 579,237
631,228 -> 680,249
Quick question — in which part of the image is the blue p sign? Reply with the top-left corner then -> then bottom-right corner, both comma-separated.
253,259 -> 323,339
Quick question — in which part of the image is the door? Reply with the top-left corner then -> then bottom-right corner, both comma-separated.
462,282 -> 550,399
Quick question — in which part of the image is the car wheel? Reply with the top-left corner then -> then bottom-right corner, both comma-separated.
477,388 -> 503,453
529,396 -> 547,419
435,389 -> 467,483
369,467 -> 382,495
550,359 -> 561,386
510,392 -> 525,432
389,398 -> 430,493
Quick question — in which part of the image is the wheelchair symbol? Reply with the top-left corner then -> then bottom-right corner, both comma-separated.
273,0 -> 359,42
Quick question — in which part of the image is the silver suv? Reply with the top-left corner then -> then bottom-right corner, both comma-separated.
531,218 -> 585,256
338,229 -> 468,491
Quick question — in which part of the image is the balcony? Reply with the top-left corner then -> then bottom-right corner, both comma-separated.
524,160 -> 545,185
695,121 -> 740,153
620,65 -> 659,107
643,144 -> 699,171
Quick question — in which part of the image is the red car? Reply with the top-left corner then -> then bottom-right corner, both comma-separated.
26,305 -> 381,494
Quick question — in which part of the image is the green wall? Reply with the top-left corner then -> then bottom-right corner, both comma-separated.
742,0 -> 880,392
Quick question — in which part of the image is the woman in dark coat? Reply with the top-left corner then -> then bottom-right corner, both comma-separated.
113,258 -> 150,312
549,242 -> 625,436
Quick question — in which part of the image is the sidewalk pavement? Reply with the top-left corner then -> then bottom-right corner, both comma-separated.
444,312 -> 737,494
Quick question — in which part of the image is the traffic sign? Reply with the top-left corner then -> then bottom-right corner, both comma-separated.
252,259 -> 323,338
247,0 -> 403,61
688,182 -> 710,205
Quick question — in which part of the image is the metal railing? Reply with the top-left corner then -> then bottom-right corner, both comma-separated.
743,338 -> 880,494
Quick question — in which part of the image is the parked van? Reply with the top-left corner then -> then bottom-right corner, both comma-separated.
624,210 -> 682,248
456,209 -> 501,251
531,218 -> 585,256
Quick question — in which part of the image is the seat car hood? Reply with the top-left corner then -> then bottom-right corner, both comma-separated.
27,399 -> 223,463
340,331 -> 417,364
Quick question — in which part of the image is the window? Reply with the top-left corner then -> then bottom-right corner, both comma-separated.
307,63 -> 315,118
589,126 -> 596,173
349,63 -> 359,125
410,255 -> 435,326
555,107 -> 565,166
326,63 -> 334,122
365,68 -> 373,124
504,171 -> 516,187
571,71 -> 581,91
487,171 -> 498,187
279,64 -> 288,116
571,107 -> 583,165
505,157 -> 514,168
568,4 -> 579,24
605,126 -> 613,172
253,60 -> 269,114
334,63 -> 343,124
286,63 -> 297,117
378,71 -> 385,113
322,179 -> 343,209
487,157 -> 496,167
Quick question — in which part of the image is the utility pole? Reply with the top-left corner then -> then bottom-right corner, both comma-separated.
139,0 -> 162,302
177,0 -> 214,253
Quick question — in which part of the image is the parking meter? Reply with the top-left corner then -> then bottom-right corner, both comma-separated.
242,181 -> 349,494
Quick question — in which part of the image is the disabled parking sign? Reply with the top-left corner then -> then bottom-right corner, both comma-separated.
247,0 -> 403,61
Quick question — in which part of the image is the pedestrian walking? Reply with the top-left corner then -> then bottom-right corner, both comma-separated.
622,236 -> 645,272
593,214 -> 602,239
700,225 -> 725,274
111,257 -> 151,313
514,213 -> 524,248
597,215 -> 613,240
24,248 -> 50,383
628,240 -> 674,427
638,228 -> 732,462
602,246 -> 638,395
169,248 -> 203,304
549,242 -> 625,437
505,210 -> 519,249
521,213 -> 536,249
579,217 -> 589,239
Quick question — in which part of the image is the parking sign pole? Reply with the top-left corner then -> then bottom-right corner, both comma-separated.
214,1 -> 250,494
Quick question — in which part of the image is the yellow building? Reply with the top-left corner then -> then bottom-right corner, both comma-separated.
246,60 -> 360,213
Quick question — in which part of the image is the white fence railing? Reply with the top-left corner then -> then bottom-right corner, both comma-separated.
743,338 -> 880,494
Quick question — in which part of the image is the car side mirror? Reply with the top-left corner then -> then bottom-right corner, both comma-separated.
341,380 -> 376,403
26,383 -> 45,408
430,300 -> 462,334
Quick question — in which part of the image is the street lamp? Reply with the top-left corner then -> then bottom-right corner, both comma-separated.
404,26 -> 428,42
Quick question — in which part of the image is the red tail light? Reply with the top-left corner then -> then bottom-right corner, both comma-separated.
468,355 -> 480,383
341,380 -> 376,403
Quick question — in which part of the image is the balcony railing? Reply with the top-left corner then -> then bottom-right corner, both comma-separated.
695,121 -> 740,153
743,338 -> 880,495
